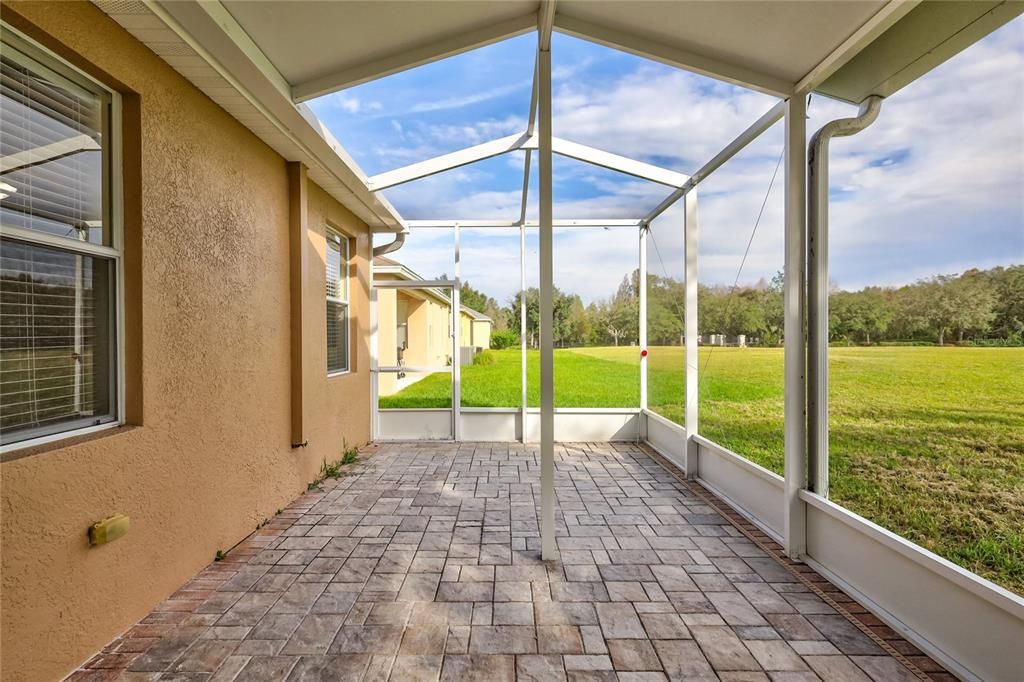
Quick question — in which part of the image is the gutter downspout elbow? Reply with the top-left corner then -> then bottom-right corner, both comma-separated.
372,229 -> 408,257
807,95 -> 883,497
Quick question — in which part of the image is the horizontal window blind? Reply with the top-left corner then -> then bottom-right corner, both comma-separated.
1,28 -> 118,447
0,240 -> 114,440
1,40 -> 107,245
326,231 -> 349,373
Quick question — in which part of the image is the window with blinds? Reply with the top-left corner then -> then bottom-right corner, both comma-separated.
1,27 -> 119,448
326,229 -> 349,374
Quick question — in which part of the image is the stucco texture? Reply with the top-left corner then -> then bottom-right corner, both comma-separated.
0,3 -> 370,680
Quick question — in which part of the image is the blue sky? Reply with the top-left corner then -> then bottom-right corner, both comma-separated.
310,19 -> 1024,305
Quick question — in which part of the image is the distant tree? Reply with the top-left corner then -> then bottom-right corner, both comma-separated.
829,288 -> 894,344
985,265 -> 1024,341
760,271 -> 785,345
910,272 -> 997,345
646,272 -> 685,345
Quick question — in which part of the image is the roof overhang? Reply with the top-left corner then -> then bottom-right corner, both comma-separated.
817,1 -> 1023,103
94,0 -> 406,232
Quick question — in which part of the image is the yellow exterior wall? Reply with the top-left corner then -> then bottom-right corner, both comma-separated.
459,312 -> 492,350
377,287 -> 399,396
471,319 -> 493,349
0,4 -> 370,680
374,279 -> 453,397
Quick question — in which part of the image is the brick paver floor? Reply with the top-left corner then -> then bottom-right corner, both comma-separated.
75,442 -> 952,681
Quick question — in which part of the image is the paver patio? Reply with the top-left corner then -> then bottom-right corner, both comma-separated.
74,442 -> 950,681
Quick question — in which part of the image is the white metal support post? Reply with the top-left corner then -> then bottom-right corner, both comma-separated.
370,254 -> 379,440
538,44 -> 557,561
639,225 -> 648,413
520,223 -> 528,443
684,189 -> 699,477
520,52 -> 538,446
783,95 -> 807,560
453,223 -> 462,442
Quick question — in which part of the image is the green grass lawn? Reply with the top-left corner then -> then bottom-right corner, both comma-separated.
381,345 -> 1024,593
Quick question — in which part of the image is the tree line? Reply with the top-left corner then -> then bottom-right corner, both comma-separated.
458,263 -> 1023,348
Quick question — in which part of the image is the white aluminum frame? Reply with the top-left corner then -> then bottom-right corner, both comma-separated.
357,11 -> 1024,677
0,23 -> 126,454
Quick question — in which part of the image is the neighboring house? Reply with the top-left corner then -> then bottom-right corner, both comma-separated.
374,256 -> 492,396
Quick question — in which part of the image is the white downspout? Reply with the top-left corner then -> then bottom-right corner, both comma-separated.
807,95 -> 883,496
372,229 -> 408,257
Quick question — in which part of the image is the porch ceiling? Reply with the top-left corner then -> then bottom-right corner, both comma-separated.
226,0 -> 891,100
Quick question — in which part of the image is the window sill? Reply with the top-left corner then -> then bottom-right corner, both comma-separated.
1,422 -> 135,463
327,370 -> 351,379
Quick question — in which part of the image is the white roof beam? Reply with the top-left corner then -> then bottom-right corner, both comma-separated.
643,99 -> 785,224
794,0 -> 921,95
406,219 -> 643,228
368,132 -> 531,191
539,0 -> 557,51
553,14 -> 792,98
519,149 -> 534,225
292,14 -> 537,102
533,136 -> 689,188
371,132 -> 687,192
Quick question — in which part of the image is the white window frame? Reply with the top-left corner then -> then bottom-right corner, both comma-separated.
0,24 -> 125,455
325,227 -> 350,377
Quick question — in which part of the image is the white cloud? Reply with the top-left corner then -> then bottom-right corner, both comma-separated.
327,94 -> 382,114
375,18 -> 1023,302
409,81 -> 530,113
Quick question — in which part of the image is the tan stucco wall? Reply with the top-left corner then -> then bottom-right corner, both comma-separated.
0,4 -> 370,680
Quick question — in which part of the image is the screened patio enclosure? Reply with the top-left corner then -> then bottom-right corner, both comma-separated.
98,2 -> 1024,681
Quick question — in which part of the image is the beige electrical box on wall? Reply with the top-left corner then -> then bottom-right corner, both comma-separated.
89,514 -> 130,546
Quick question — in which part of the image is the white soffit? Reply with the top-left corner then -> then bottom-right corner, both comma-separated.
221,0 -> 896,100
818,1 -> 1024,103
555,0 -> 890,95
219,0 -> 539,102
92,0 -> 405,232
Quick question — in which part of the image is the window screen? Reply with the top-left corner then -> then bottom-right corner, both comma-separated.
326,229 -> 349,374
0,28 -> 119,447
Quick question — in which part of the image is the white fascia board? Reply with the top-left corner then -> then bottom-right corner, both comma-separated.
0,134 -> 100,174
368,132 -> 532,191
149,0 -> 405,231
553,13 -> 792,98
292,14 -> 538,103
794,0 -> 921,95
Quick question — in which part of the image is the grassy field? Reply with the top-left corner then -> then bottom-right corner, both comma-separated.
381,345 -> 1024,593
